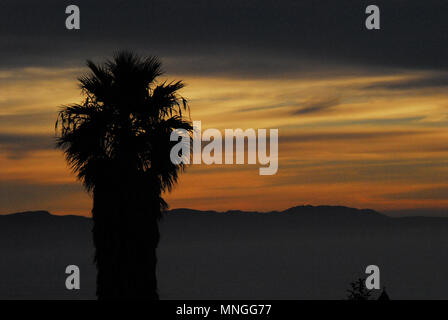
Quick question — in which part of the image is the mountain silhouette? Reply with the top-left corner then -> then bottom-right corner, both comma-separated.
1,205 -> 448,299
169,205 -> 386,219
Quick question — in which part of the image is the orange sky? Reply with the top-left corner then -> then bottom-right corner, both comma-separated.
1,66 -> 448,216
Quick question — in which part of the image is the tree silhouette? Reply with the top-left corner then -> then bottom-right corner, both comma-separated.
56,51 -> 192,299
346,278 -> 372,300
377,287 -> 390,300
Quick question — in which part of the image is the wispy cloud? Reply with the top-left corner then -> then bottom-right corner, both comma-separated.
383,186 -> 448,200
363,73 -> 448,91
292,97 -> 340,115
279,130 -> 426,144
0,133 -> 54,158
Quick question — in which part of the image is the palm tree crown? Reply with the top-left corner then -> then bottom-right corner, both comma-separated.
56,51 -> 192,209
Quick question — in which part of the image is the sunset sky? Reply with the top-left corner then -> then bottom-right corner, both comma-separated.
1,1 -> 448,216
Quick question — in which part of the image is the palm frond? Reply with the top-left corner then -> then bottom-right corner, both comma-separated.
55,51 -> 193,201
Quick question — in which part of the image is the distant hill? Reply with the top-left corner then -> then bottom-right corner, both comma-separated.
0,210 -> 90,233
169,205 -> 384,217
3,205 -> 448,231
1,205 -> 448,299
1,210 -> 87,219
3,205 -> 384,217
4,210 -> 52,217
167,205 -> 448,229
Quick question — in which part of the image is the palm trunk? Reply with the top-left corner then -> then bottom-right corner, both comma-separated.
92,182 -> 160,300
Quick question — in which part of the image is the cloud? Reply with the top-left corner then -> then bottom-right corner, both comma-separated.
0,112 -> 56,128
1,1 -> 448,215
279,130 -> 425,144
383,186 -> 448,200
0,0 -> 447,76
285,116 -> 426,128
292,97 -> 340,115
364,73 -> 448,91
0,133 -> 54,158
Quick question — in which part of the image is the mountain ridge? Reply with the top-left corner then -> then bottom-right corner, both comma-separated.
3,205 -> 448,222
2,205 -> 387,219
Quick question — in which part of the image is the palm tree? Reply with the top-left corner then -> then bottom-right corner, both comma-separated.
56,51 -> 192,299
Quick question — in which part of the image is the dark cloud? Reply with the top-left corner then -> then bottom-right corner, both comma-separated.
0,0 -> 446,76
279,130 -> 425,144
364,73 -> 448,91
383,186 -> 448,201
293,97 -> 340,115
292,116 -> 427,128
237,102 -> 297,113
0,133 -> 54,158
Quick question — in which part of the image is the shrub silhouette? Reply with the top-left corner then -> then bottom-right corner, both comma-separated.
346,278 -> 372,300
56,51 -> 192,299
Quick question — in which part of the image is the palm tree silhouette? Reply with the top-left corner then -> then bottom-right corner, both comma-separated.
56,51 -> 192,299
